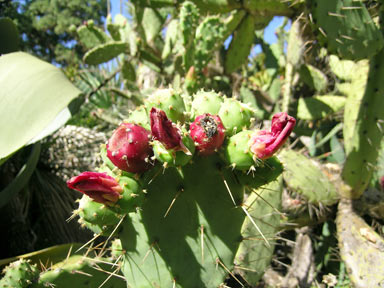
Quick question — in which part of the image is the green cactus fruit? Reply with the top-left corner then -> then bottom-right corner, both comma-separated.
234,177 -> 283,285
119,154 -> 245,287
36,255 -> 125,287
152,131 -> 195,167
77,218 -> 117,236
194,16 -> 226,72
299,64 -> 328,92
337,200 -> 384,288
114,175 -> 144,213
146,88 -> 186,123
341,49 -> 384,198
308,0 -> 384,60
297,95 -> 346,121
83,42 -> 128,65
243,0 -> 293,16
125,105 -> 151,130
224,130 -> 255,170
234,156 -> 283,189
76,24 -> 109,50
218,98 -> 254,135
279,149 -> 338,205
0,259 -> 39,288
224,14 -> 255,74
191,90 -> 224,119
77,195 -> 122,227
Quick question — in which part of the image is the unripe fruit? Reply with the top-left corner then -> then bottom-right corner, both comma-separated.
190,114 -> 225,155
107,123 -> 153,173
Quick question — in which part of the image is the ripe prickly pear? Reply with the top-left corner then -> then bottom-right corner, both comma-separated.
107,123 -> 153,173
190,113 -> 225,155
249,112 -> 296,160
150,107 -> 191,155
381,176 -> 384,190
67,172 -> 123,205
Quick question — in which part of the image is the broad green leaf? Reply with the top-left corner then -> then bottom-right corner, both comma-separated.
0,52 -> 81,160
0,18 -> 19,54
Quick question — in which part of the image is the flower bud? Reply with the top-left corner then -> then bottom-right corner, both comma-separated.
150,107 -> 191,155
249,112 -> 296,160
67,172 -> 123,205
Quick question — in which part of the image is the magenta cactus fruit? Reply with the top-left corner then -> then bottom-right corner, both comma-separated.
249,112 -> 296,160
381,176 -> 384,190
150,107 -> 191,154
107,123 -> 153,173
67,172 -> 123,205
189,113 -> 225,155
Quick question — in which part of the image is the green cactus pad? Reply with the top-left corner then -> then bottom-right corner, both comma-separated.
234,177 -> 282,285
162,19 -> 182,60
194,16 -> 226,71
224,130 -> 255,170
218,98 -> 255,135
337,200 -> 384,288
308,0 -> 384,60
119,155 -> 245,287
328,55 -> 358,81
279,149 -> 338,205
36,255 -> 125,288
125,106 -> 151,130
121,59 -> 136,82
0,259 -> 39,288
146,88 -> 186,123
76,24 -> 109,50
341,49 -> 384,198
299,64 -> 328,92
243,0 -> 293,16
106,14 -> 128,41
222,9 -> 247,41
77,195 -> 122,227
180,1 -> 199,47
224,14 -> 255,74
142,7 -> 165,44
83,42 -> 128,65
297,95 -> 346,121
193,0 -> 241,13
152,133 -> 195,167
191,90 -> 224,118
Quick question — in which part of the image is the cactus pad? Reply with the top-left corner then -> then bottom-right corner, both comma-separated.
83,42 -> 128,65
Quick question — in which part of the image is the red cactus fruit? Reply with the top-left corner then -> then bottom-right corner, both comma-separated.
107,123 -> 153,173
67,172 -> 123,205
189,114 -> 225,155
150,107 -> 191,154
380,176 -> 384,190
249,112 -> 296,160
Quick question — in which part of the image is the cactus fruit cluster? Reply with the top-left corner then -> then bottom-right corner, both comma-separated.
61,88 -> 294,287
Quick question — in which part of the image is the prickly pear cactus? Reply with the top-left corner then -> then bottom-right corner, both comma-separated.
341,49 -> 384,198
65,89 -> 295,287
0,259 -> 39,288
308,0 -> 384,60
